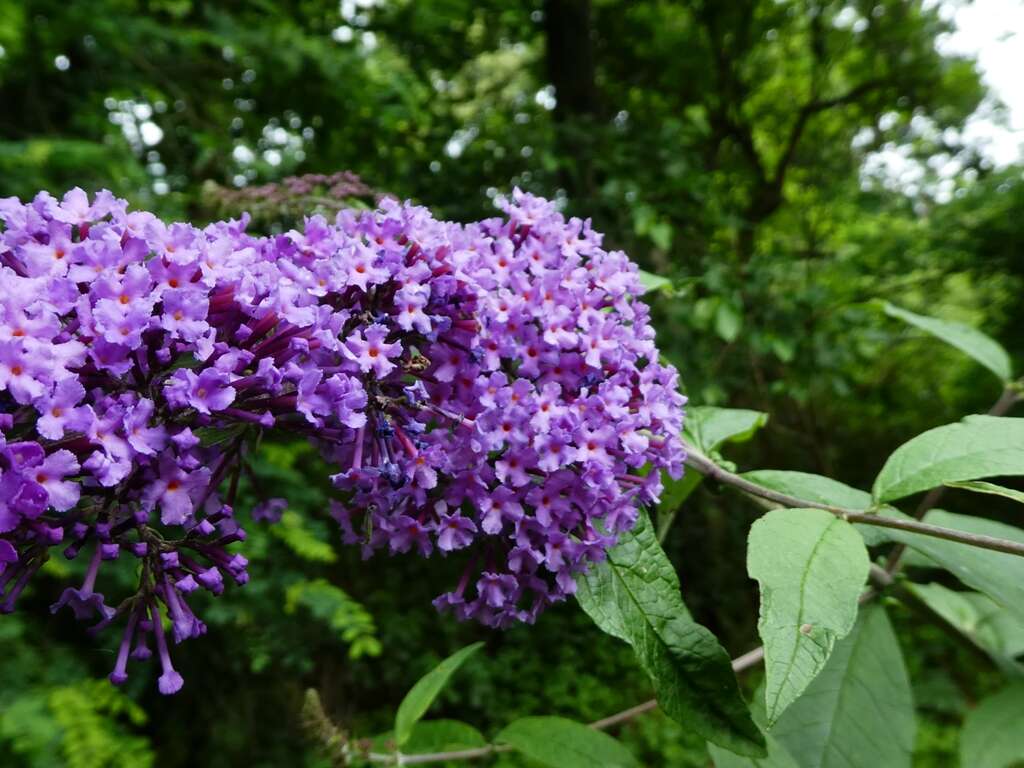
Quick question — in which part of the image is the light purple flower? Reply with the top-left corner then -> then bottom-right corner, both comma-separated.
436,510 -> 476,552
32,450 -> 80,511
34,379 -> 89,440
143,456 -> 211,525
123,398 -> 168,456
167,368 -> 236,415
344,323 -> 402,378
0,339 -> 47,403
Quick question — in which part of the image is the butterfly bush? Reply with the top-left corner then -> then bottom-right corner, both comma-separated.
0,187 -> 685,694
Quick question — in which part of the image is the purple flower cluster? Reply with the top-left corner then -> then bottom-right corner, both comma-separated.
0,186 -> 684,693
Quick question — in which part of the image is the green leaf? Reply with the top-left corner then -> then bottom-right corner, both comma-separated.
194,423 -> 248,447
872,416 -> 1024,503
684,406 -> 769,454
706,683 -> 800,768
658,471 -> 702,514
393,642 -> 484,748
654,470 -> 703,544
649,221 -> 674,251
272,510 -> 337,563
283,579 -> 380,658
576,511 -> 764,756
707,699 -> 800,768
741,471 -> 871,510
770,606 -> 915,768
905,583 -> 1024,672
881,301 -> 1013,383
637,269 -> 672,295
404,720 -> 487,754
741,470 -> 888,546
714,301 -> 743,343
884,510 -> 1024,623
945,480 -> 1024,505
707,734 -> 799,768
368,720 -> 487,755
748,509 -> 870,725
661,406 -> 768,529
496,717 -> 638,768
960,684 -> 1024,768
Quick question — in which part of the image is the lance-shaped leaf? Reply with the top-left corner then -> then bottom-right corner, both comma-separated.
659,407 -> 770,536
706,691 -> 800,768
881,301 -> 1013,383
497,717 -> 638,768
657,471 -> 703,515
741,471 -> 871,510
945,479 -> 1024,505
872,416 -> 1024,503
369,720 -> 488,755
637,269 -> 672,295
708,735 -> 799,768
960,684 -> 1024,768
748,509 -> 870,725
883,510 -> 1024,623
770,606 -> 915,768
741,470 -> 889,546
576,511 -> 764,756
905,583 -> 1024,673
684,406 -> 769,454
394,642 -> 484,748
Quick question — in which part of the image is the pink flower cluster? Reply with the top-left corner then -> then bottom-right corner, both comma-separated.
0,187 -> 684,693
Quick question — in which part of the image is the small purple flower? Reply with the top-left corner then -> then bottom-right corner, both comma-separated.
252,498 -> 287,523
142,456 -> 211,526
51,548 -> 115,622
478,486 -> 523,535
166,368 -> 236,415
0,339 -> 47,404
34,379 -> 89,440
575,425 -> 615,467
51,186 -> 101,226
494,450 -> 533,487
344,242 -> 389,291
476,572 -> 518,608
82,449 -> 132,488
123,398 -> 168,456
344,323 -> 402,378
50,587 -> 115,623
150,601 -> 184,695
324,374 -> 368,427
163,577 -> 205,643
19,221 -> 76,277
31,450 -> 80,511
394,286 -> 432,333
160,288 -> 209,340
109,609 -> 142,686
0,443 -> 48,533
387,514 -> 434,556
436,508 -> 476,552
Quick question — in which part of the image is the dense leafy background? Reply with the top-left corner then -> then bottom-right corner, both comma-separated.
1,0 -> 1022,765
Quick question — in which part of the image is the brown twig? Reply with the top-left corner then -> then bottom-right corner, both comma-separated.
682,442 -> 1024,558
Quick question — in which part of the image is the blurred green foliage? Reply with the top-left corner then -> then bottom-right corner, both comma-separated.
1,0 -> 1022,765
